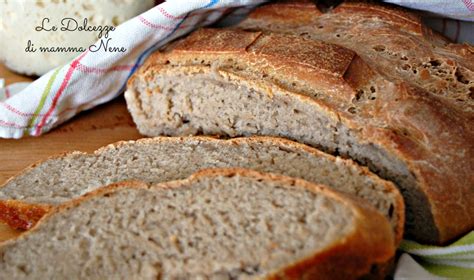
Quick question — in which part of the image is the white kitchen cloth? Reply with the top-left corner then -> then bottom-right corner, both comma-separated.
0,0 -> 265,139
384,0 -> 474,21
395,232 -> 474,279
386,0 -> 474,43
395,254 -> 446,279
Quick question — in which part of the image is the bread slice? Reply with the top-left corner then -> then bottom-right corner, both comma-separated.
239,1 -> 474,113
0,168 -> 395,279
0,136 -> 403,244
124,28 -> 473,244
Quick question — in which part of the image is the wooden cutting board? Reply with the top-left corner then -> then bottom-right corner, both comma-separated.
0,63 -> 143,241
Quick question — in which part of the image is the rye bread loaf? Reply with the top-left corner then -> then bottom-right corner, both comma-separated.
239,1 -> 474,113
0,136 -> 403,243
124,28 -> 474,244
0,168 -> 395,279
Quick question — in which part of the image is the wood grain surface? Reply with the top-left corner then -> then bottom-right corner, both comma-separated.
0,63 -> 143,242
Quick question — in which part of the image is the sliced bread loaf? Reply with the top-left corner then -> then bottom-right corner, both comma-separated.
239,1 -> 474,113
0,168 -> 395,279
124,28 -> 474,244
0,136 -> 403,243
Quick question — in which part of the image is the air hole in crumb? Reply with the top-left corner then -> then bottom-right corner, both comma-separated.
373,45 -> 386,52
18,264 -> 28,273
370,86 -> 376,93
429,60 -> 441,67
401,64 -> 410,70
388,204 -> 394,218
262,73 -> 268,78
370,264 -> 379,274
336,34 -> 340,37
347,107 -> 356,114
293,109 -> 300,114
400,56 -> 408,61
165,60 -> 170,65
318,25 -> 324,29
355,90 -> 364,101
455,68 -> 469,84
370,96 -> 376,100
413,69 -> 418,74
291,82 -> 296,87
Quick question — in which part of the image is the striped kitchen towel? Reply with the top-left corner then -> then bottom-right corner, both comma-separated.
396,231 -> 474,279
0,0 -> 265,139
385,0 -> 474,43
384,0 -> 474,21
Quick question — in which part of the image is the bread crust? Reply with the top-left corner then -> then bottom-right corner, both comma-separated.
0,136 -> 404,244
333,1 -> 423,34
0,168 -> 395,279
126,23 -> 473,243
0,200 -> 51,230
240,1 -> 474,108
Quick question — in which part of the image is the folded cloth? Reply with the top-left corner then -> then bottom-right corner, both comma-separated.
384,0 -> 474,22
396,231 -> 474,279
0,0 -> 265,139
395,254 -> 445,279
384,0 -> 474,43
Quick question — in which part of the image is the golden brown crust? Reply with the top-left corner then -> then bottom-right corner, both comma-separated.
242,1 -> 320,27
132,27 -> 473,243
0,200 -> 51,231
245,31 -> 355,77
333,2 -> 424,34
241,1 -> 474,110
0,168 -> 395,278
333,2 -> 474,71
172,28 -> 261,53
0,136 -> 404,244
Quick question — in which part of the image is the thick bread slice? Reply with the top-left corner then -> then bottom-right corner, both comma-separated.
124,28 -> 474,244
0,168 -> 395,279
0,136 -> 403,244
239,1 -> 474,113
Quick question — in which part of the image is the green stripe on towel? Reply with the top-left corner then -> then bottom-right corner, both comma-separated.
400,231 -> 474,278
